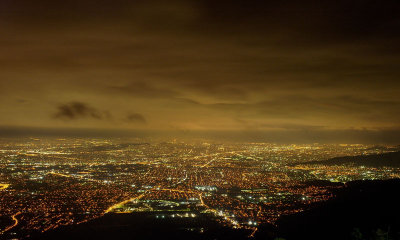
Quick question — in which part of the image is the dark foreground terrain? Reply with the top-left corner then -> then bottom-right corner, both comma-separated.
274,179 -> 400,240
30,211 -> 251,240
30,179 -> 400,240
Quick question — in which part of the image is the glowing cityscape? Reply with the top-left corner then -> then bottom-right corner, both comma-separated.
1,138 -> 399,239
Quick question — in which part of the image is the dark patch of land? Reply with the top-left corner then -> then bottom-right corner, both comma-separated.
29,212 -> 251,240
273,179 -> 400,240
303,151 -> 400,167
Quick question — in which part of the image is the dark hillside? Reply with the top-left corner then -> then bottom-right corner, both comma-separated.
275,179 -> 400,240
304,151 -> 400,167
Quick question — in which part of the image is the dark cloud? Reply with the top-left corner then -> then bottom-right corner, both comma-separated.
53,102 -> 109,120
108,81 -> 180,99
234,118 -> 326,131
16,99 -> 28,104
126,113 -> 147,124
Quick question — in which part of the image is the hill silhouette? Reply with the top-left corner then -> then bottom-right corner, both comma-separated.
304,151 -> 400,167
275,179 -> 400,240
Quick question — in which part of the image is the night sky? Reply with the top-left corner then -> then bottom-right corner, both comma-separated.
1,0 -> 400,142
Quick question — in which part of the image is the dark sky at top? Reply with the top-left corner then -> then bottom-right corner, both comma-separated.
1,0 -> 400,142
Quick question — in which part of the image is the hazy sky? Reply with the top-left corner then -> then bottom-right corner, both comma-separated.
1,0 -> 400,142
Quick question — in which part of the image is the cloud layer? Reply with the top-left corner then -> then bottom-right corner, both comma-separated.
0,0 -> 400,142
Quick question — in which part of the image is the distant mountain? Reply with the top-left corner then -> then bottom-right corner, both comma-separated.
274,179 -> 400,240
304,151 -> 400,167
365,145 -> 400,152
